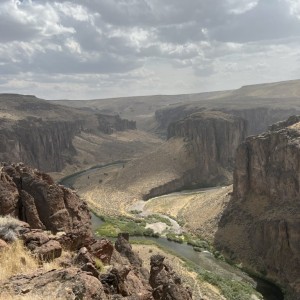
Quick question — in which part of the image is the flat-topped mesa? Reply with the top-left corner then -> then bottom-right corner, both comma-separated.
216,116 -> 300,299
0,162 -> 92,242
169,111 -> 247,182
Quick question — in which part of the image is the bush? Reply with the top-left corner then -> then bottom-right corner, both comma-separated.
0,216 -> 24,242
166,233 -> 184,243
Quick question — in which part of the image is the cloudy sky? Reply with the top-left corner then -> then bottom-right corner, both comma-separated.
1,0 -> 300,99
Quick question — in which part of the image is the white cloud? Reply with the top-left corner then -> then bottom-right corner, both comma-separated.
0,0 -> 300,99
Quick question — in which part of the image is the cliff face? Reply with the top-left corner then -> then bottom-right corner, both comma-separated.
0,118 -> 82,172
215,116 -> 300,299
155,105 -> 299,137
141,111 -> 246,199
168,111 -> 246,185
0,94 -> 137,172
96,113 -> 136,134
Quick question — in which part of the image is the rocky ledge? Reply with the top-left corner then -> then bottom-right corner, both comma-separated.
0,163 -> 192,300
215,115 -> 300,299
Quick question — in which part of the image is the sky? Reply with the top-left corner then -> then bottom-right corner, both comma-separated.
1,0 -> 300,100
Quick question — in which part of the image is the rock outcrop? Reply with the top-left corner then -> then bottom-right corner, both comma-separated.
0,94 -> 136,172
1,267 -> 109,300
0,162 -> 92,245
155,104 -> 299,137
149,254 -> 192,300
215,116 -> 300,299
97,113 -> 136,134
0,162 -> 192,300
151,111 -> 245,192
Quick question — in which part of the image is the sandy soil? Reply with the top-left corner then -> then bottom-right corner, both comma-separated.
145,186 -> 232,241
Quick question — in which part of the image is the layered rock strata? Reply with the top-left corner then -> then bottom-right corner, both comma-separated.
215,116 -> 300,299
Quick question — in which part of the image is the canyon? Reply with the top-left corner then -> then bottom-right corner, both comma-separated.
1,79 -> 300,299
0,94 -> 161,176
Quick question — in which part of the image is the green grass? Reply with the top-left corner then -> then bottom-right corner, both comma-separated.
96,215 -> 159,238
144,214 -> 172,226
166,233 -> 184,243
199,271 -> 262,300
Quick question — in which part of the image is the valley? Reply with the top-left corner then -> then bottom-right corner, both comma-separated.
1,79 -> 300,299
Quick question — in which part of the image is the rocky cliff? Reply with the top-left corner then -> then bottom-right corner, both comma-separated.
96,113 -> 136,134
136,111 -> 246,200
215,116 -> 300,299
155,104 -> 300,137
0,162 -> 92,243
0,94 -> 137,172
0,163 -> 192,300
0,118 -> 82,172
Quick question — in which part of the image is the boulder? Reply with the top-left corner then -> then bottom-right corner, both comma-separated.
115,233 -> 142,268
0,163 -> 92,249
88,238 -> 114,264
0,267 -> 108,299
149,255 -> 192,300
22,230 -> 62,261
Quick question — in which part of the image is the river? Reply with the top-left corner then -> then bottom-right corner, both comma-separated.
60,163 -> 284,300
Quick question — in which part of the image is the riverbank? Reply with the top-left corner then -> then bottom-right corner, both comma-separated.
61,163 -> 284,300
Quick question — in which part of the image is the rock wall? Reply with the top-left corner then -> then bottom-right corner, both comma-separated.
0,162 -> 91,241
0,118 -> 82,172
155,105 -> 298,137
140,111 -> 246,200
215,116 -> 300,299
0,95 -> 137,172
168,111 -> 246,184
96,113 -> 136,134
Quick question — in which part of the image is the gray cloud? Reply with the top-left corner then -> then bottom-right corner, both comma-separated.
0,0 -> 300,99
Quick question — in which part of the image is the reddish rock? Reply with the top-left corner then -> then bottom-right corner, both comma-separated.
0,267 -> 108,299
0,163 -> 92,248
115,233 -> 142,268
22,230 -> 62,261
149,255 -> 192,300
33,240 -> 62,261
0,172 -> 19,217
89,238 -> 114,264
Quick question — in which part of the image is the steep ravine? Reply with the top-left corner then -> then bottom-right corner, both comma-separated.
215,116 -> 300,300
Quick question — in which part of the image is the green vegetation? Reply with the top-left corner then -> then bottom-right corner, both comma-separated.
94,257 -> 104,272
199,271 -> 262,300
130,238 -> 262,300
129,210 -> 142,215
144,214 -> 172,226
166,233 -> 184,243
96,215 -> 159,238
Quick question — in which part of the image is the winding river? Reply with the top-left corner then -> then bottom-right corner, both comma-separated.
60,163 -> 284,300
